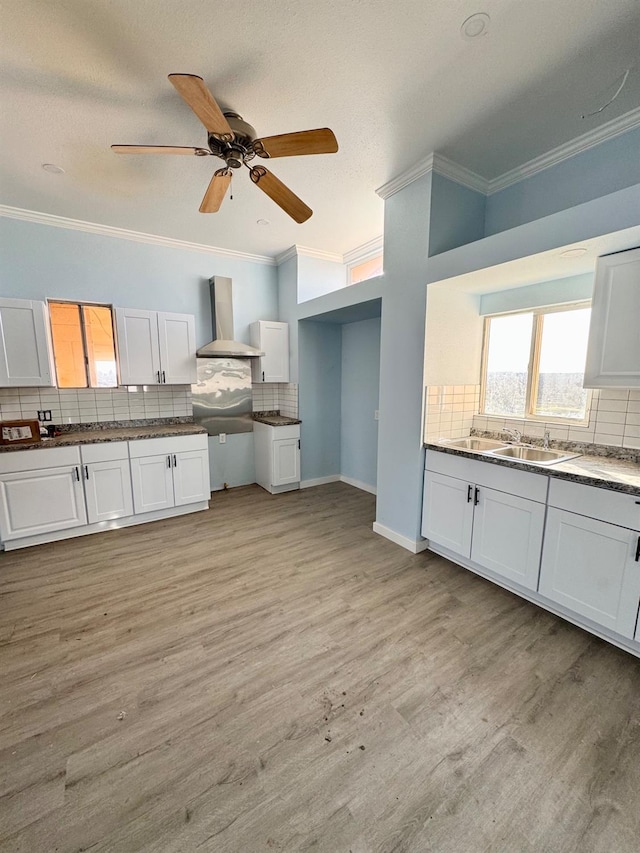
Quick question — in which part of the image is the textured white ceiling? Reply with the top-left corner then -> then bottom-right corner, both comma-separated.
1,0 -> 639,258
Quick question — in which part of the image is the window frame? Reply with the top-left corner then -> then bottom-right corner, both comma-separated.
48,299 -> 118,389
479,301 -> 592,426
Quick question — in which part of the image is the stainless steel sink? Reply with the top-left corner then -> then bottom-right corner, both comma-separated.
489,445 -> 581,465
441,437 -> 509,452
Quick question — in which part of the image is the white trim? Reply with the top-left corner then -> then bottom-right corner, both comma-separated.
0,205 -> 277,266
275,244 -> 343,266
431,154 -> 489,194
372,521 -> 429,553
343,236 -> 384,267
300,475 -> 340,488
487,106 -> 640,194
340,475 -> 377,495
375,106 -> 640,200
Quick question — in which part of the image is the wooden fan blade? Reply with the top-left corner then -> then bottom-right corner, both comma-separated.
199,172 -> 231,213
253,128 -> 338,158
250,167 -> 312,223
111,145 -> 207,155
168,74 -> 233,139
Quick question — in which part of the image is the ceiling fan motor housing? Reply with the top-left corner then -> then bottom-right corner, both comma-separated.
208,112 -> 258,167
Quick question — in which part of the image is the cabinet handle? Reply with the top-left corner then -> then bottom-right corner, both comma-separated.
167,455 -> 171,468
157,370 -> 161,384
298,439 -> 300,450
467,484 -> 472,503
635,535 -> 640,563
74,466 -> 80,481
262,370 -> 265,382
84,465 -> 89,480
474,486 -> 480,506
173,454 -> 177,467
162,370 -> 166,384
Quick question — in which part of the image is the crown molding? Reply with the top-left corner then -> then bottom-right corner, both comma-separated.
0,205 -> 277,265
343,235 -> 384,266
376,152 -> 488,199
376,106 -> 640,201
487,106 -> 640,194
275,244 -> 343,266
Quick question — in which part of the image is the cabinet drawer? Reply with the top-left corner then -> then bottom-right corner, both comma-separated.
547,479 -> 640,531
254,422 -> 300,441
425,450 -> 548,503
0,445 -> 81,475
81,441 -> 129,464
128,433 -> 208,458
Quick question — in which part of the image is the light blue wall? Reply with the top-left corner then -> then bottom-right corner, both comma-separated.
485,129 -> 640,237
0,217 -> 278,349
428,172 -> 486,256
208,433 -> 255,492
298,320 -> 342,481
297,254 -> 347,303
375,172 -> 432,541
480,273 -> 594,315
341,318 -> 381,490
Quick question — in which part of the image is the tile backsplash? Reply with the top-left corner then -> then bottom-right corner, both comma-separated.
252,383 -> 299,418
426,386 -> 640,450
0,385 -> 192,425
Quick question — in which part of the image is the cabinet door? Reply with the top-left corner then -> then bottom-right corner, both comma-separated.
0,466 -> 87,541
470,487 -> 545,591
421,471 -> 473,557
584,248 -> 640,388
115,308 -> 161,386
539,508 -> 640,638
0,298 -> 54,387
130,454 -> 174,514
84,459 -> 133,524
272,438 -> 300,486
157,312 -> 196,385
252,321 -> 289,383
172,449 -> 210,506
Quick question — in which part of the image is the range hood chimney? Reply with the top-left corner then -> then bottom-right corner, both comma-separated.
197,276 -> 264,358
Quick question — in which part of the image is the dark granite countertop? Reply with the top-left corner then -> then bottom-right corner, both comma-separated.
0,419 -> 206,452
425,441 -> 640,497
253,411 -> 302,427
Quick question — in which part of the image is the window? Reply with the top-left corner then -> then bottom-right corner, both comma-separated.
349,254 -> 383,284
481,303 -> 592,422
49,302 -> 117,388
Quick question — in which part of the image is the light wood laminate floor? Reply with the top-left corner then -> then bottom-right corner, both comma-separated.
1,483 -> 639,853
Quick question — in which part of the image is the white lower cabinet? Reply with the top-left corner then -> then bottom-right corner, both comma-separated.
0,433 -> 209,549
81,442 -> 133,524
422,453 -> 547,591
129,434 -> 210,514
0,464 -> 87,541
539,480 -> 640,639
254,422 -> 300,494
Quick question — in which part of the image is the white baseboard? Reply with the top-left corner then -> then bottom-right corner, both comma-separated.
340,475 -> 377,495
372,521 -> 429,553
300,475 -> 340,489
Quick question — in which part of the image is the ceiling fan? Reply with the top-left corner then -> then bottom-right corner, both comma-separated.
111,74 -> 339,223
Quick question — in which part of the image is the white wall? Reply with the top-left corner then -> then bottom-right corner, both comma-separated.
424,287 -> 483,386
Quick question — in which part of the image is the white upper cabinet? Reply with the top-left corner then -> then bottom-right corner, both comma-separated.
0,298 -> 55,387
250,320 -> 289,383
115,308 -> 196,386
157,312 -> 197,385
584,247 -> 640,388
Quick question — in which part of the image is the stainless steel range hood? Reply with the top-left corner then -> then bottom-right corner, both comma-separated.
196,276 -> 264,358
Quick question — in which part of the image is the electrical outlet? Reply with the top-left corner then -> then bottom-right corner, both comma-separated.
374,410 -> 379,420
37,410 -> 52,422
219,433 -> 226,444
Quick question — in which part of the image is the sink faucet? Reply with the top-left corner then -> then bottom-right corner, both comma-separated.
543,430 -> 551,450
504,428 -> 522,444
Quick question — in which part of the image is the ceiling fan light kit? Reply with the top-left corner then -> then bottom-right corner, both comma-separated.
111,73 -> 338,222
